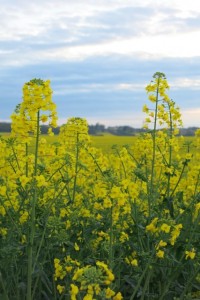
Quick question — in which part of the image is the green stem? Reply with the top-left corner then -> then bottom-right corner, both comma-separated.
115,148 -> 127,178
33,180 -> 71,272
170,162 -> 187,198
109,205 -> 114,269
0,272 -> 9,300
193,170 -> 200,198
27,110 -> 40,300
179,264 -> 200,300
58,169 -> 73,203
149,78 -> 160,217
88,152 -> 104,177
150,78 -> 159,193
166,105 -> 173,200
72,133 -> 79,202
127,148 -> 140,166
0,196 -> 21,234
11,145 -> 21,170
130,259 -> 152,300
159,237 -> 198,300
141,267 -> 153,300
26,142 -> 28,176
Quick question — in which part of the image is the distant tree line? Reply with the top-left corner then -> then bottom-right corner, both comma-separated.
0,122 -> 199,136
0,122 -> 59,135
88,123 -> 147,136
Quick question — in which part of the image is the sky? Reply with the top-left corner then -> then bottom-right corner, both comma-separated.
0,0 -> 200,128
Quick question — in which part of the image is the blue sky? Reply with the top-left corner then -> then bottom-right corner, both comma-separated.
0,0 -> 200,127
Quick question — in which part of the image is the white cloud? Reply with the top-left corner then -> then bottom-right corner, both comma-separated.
171,78 -> 200,89
2,30 -> 200,65
0,0 -> 200,127
33,29 -> 200,62
181,108 -> 200,127
1,0 -> 200,66
0,0 -> 141,41
116,83 -> 144,91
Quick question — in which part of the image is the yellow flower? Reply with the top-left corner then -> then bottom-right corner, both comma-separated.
0,227 -> 8,236
103,198 -> 112,208
145,84 -> 156,92
0,186 -> 6,196
83,294 -> 93,300
148,95 -> 156,102
170,224 -> 183,246
19,211 -> 29,224
119,232 -> 129,243
110,186 -> 121,199
35,175 -> 47,187
105,287 -> 115,298
193,202 -> 200,220
21,234 -> 27,244
107,269 -> 115,281
94,284 -> 101,295
130,259 -> 138,267
65,266 -> 73,272
48,127 -> 54,136
19,175 -> 30,188
96,261 -> 109,270
146,218 -> 158,233
0,205 -> 6,216
113,292 -> 123,300
145,117 -> 151,123
156,240 -> 167,250
143,123 -> 149,129
185,248 -> 196,260
156,250 -> 164,259
74,243 -> 80,251
146,223 -> 156,233
142,104 -> 149,113
40,114 -> 48,123
57,284 -> 65,294
72,268 -> 84,280
70,284 -> 79,299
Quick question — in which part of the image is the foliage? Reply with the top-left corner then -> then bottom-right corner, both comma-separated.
0,75 -> 200,300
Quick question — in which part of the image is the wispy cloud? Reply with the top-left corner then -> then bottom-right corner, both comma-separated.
1,0 -> 200,66
171,78 -> 200,89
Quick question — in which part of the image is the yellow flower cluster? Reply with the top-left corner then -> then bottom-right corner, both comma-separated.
11,79 -> 57,141
54,258 -> 122,299
59,117 -> 90,149
170,224 -> 183,246
125,251 -> 138,266
144,72 -> 182,131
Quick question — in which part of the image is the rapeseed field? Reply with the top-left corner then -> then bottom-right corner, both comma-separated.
0,73 -> 200,300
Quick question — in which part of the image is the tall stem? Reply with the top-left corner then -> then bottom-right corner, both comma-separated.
166,103 -> 173,200
149,78 -> 160,217
25,142 -> 29,177
72,133 -> 79,202
109,204 -> 114,269
27,110 -> 40,300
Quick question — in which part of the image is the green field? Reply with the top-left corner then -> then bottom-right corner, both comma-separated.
90,134 -> 138,152
0,132 -> 196,154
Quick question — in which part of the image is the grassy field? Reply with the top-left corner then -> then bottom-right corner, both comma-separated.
90,134 -> 137,152
0,132 -> 195,154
